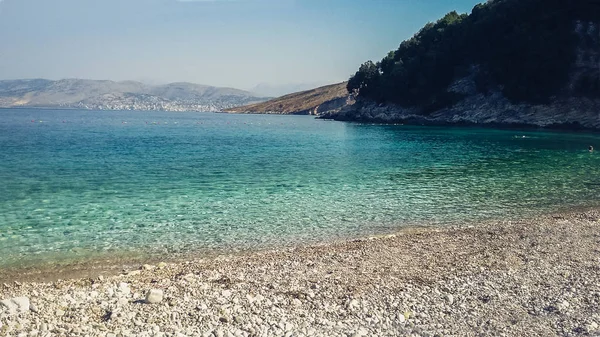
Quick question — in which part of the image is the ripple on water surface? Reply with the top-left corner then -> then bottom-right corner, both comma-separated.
1,109 -> 600,267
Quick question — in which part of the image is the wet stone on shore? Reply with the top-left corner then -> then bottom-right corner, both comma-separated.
1,210 -> 600,336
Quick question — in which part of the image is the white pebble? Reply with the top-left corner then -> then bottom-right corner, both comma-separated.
0,297 -> 30,315
145,289 -> 164,304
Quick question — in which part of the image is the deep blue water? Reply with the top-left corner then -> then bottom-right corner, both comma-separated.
1,109 -> 600,267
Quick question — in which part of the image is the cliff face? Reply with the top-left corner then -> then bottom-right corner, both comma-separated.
307,96 -> 352,115
327,91 -> 600,129
325,20 -> 600,129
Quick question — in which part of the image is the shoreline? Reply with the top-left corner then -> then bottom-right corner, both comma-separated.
0,223 -> 436,285
0,205 -> 593,285
318,112 -> 600,133
1,208 -> 600,336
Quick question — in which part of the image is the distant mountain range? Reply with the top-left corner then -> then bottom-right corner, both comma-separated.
0,79 -> 270,112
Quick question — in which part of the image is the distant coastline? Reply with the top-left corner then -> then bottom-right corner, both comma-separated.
0,106 -> 212,113
0,78 -> 270,113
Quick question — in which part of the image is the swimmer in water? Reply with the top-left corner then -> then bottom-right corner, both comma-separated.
589,145 -> 594,152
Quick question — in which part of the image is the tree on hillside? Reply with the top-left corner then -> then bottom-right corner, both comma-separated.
347,0 -> 589,108
347,61 -> 380,98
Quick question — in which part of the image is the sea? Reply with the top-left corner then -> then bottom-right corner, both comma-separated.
1,108 -> 600,268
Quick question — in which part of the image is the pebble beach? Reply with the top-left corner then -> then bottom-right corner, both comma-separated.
1,209 -> 600,337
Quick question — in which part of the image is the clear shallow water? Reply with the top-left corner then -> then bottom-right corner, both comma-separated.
1,109 -> 600,268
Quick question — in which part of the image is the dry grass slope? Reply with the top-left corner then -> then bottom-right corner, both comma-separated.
225,82 -> 349,115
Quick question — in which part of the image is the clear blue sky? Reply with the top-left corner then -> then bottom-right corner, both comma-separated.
0,0 -> 482,90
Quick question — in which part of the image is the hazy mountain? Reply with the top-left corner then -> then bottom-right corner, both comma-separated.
0,79 -> 269,112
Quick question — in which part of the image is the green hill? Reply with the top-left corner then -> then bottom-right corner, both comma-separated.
324,0 -> 600,129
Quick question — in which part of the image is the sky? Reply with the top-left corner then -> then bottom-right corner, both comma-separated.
0,0 -> 483,92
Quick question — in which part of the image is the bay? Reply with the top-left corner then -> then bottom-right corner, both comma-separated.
1,108 -> 599,267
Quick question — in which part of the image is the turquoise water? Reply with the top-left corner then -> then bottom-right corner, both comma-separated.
1,109 -> 600,268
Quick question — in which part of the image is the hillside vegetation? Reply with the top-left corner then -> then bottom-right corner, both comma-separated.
347,0 -> 600,114
225,82 -> 350,115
